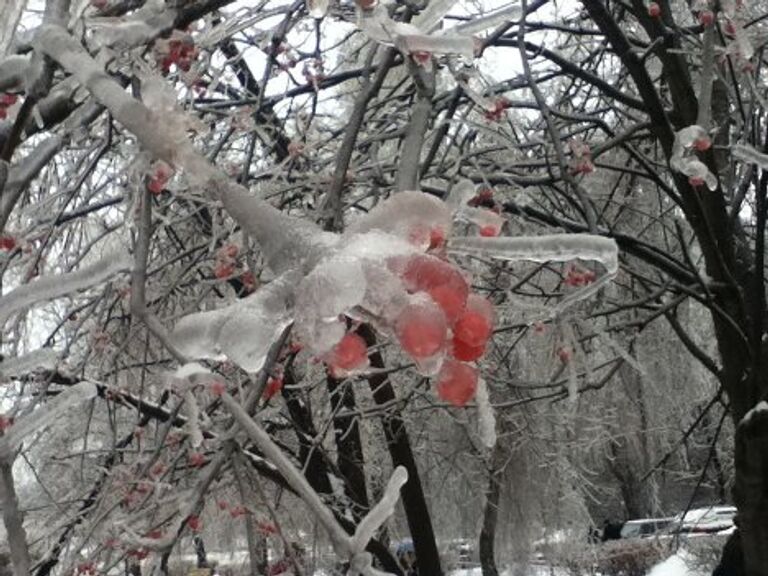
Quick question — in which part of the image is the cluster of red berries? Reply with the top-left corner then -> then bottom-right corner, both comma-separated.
484,97 -> 511,122
213,243 -> 238,279
0,93 -> 18,120
568,140 -> 595,175
156,34 -> 199,74
564,265 -> 596,287
147,161 -> 173,195
76,562 -> 97,576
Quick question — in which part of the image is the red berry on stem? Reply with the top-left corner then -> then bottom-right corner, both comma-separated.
435,360 -> 478,407
648,2 -> 661,17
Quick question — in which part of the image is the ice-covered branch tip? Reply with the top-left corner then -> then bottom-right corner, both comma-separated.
448,235 -> 619,276
0,253 -> 132,324
0,382 -> 98,459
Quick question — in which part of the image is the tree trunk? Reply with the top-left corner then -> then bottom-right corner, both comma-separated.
725,407 -> 768,576
361,326 -> 443,576
479,467 -> 501,576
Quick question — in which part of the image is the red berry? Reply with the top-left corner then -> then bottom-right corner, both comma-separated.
428,284 -> 467,324
395,303 -> 447,359
150,462 -> 166,477
479,225 -> 498,237
326,333 -> 368,372
186,515 -> 201,532
262,376 -> 283,400
257,520 -> 278,534
396,255 -> 469,318
698,10 -> 714,27
188,452 -> 205,468
689,176 -> 705,187
210,381 -> 226,396
453,295 -> 494,347
693,136 -> 712,151
412,51 -> 431,65
557,346 -> 572,363
217,500 -> 229,511
477,188 -> 494,201
435,360 -> 478,407
0,416 -> 12,432
214,263 -> 235,279
0,94 -> 17,106
0,236 -> 17,251
648,2 -> 661,17
146,529 -> 163,540
452,337 -> 486,362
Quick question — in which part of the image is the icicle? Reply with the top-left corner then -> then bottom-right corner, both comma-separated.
475,378 -> 496,449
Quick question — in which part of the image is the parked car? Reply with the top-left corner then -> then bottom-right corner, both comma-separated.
620,518 -> 673,539
665,506 -> 737,535
442,538 -> 475,568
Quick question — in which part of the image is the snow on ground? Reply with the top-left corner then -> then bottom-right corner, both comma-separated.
646,550 -> 706,576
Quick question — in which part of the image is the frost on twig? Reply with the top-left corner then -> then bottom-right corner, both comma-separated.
0,253 -> 132,324
0,382 -> 97,457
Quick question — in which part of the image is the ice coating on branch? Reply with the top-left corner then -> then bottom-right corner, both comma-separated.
670,125 -> 718,191
0,253 -> 132,324
449,3 -> 522,36
220,187 -> 337,274
171,272 -> 296,372
396,34 -> 475,60
0,349 -> 59,379
449,235 -> 619,275
346,191 -> 452,249
475,378 -> 496,448
0,381 -> 97,453
356,5 -> 475,59
732,143 -> 768,168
